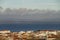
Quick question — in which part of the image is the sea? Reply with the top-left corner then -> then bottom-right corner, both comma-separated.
0,23 -> 60,32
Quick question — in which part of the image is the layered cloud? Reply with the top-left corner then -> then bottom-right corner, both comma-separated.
0,8 -> 60,22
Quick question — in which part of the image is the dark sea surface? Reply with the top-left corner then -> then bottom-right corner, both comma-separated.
0,23 -> 60,32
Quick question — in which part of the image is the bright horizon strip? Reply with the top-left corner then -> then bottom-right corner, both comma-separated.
0,0 -> 60,10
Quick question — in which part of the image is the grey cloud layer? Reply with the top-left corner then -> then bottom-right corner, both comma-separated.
0,8 -> 60,21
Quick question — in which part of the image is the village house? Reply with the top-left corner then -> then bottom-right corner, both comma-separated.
0,30 -> 60,40
0,30 -> 11,36
47,30 -> 57,35
47,34 -> 57,40
0,30 -> 11,33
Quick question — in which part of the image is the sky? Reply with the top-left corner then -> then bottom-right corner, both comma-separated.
0,0 -> 60,10
0,0 -> 60,22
